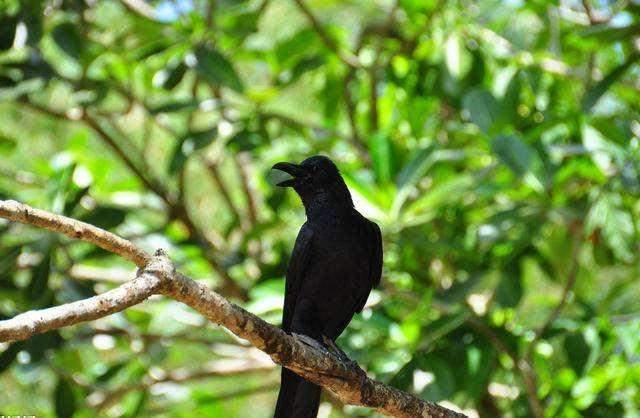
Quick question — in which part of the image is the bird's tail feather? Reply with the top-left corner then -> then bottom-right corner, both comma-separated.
274,367 -> 321,418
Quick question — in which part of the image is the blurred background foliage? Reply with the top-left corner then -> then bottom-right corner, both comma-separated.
0,0 -> 640,417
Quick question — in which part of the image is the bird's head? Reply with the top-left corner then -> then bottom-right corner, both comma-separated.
272,155 -> 353,210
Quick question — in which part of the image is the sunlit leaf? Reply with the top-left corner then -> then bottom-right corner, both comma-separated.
444,33 -> 472,79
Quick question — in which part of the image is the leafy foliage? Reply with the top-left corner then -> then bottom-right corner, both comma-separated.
0,0 -> 639,417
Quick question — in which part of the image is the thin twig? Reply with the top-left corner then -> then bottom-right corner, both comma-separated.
18,100 -> 246,300
529,230 -> 582,353
291,0 -> 360,68
201,157 -> 243,225
120,0 -> 158,20
234,152 -> 259,226
466,316 -> 543,418
94,359 -> 274,410
83,113 -> 171,204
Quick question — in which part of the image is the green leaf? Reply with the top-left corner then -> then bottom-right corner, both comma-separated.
290,55 -> 325,84
579,23 -> 640,43
51,22 -> 83,60
581,124 -> 625,175
369,132 -> 395,183
495,262 -> 523,307
403,175 -> 474,226
81,207 -> 127,230
194,44 -> 243,92
27,251 -> 51,300
393,148 -> 469,217
406,97 -> 432,137
169,147 -> 187,174
0,15 -> 18,51
0,342 -> 22,373
0,78 -> 45,101
188,128 -> 218,150
275,28 -> 319,67
583,52 -> 640,112
63,185 -> 90,215
491,134 -> 545,191
396,145 -> 436,190
229,129 -> 263,151
160,62 -> 187,90
564,332 -> 591,375
586,193 -> 634,262
0,134 -> 16,153
564,325 -> 600,376
131,39 -> 172,60
96,360 -> 128,383
124,390 -> 148,418
0,246 -> 21,280
492,134 -> 532,176
54,377 -> 76,418
168,128 -> 216,174
342,171 -> 389,215
148,100 -> 199,114
462,89 -> 500,133
321,71 -> 341,125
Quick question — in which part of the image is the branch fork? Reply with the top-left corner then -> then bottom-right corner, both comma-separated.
0,199 -> 465,418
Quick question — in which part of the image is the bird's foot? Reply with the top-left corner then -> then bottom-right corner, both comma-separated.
292,333 -> 330,356
321,335 -> 360,370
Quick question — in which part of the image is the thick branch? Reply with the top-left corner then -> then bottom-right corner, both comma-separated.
0,200 -> 465,418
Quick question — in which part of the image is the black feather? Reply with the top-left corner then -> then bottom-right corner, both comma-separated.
273,156 -> 383,418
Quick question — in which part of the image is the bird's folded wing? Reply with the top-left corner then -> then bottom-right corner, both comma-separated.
282,223 -> 314,332
355,220 -> 383,313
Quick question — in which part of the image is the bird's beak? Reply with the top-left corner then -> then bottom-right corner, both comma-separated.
272,162 -> 305,187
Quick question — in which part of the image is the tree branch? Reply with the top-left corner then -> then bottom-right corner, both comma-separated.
234,152 -> 260,226
201,156 -> 244,226
0,268 -> 162,341
120,0 -> 158,20
528,228 -> 583,354
93,358 -> 274,410
291,0 -> 360,68
0,199 -> 465,418
18,101 -> 247,300
467,316 -> 542,418
0,199 -> 150,266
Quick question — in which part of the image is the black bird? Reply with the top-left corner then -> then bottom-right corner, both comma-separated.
272,155 -> 383,418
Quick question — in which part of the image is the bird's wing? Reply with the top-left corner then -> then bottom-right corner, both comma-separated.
354,219 -> 383,313
282,223 -> 314,332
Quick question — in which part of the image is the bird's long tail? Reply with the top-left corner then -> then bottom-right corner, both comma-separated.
274,367 -> 321,418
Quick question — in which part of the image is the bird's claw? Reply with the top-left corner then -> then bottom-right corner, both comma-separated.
321,335 -> 360,370
292,333 -> 330,356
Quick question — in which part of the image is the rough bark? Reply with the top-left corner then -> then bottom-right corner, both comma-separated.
0,199 -> 466,418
